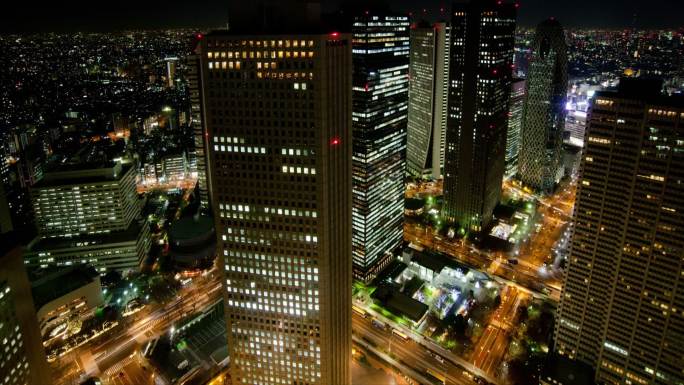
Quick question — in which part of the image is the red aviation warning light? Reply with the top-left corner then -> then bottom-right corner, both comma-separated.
331,137 -> 341,146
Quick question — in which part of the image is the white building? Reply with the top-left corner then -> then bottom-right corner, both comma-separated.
31,162 -> 139,238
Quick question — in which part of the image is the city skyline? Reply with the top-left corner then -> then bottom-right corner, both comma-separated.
1,1 -> 684,385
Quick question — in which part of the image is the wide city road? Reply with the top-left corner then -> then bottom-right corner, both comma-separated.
52,274 -> 222,385
471,286 -> 527,376
353,314 -> 479,385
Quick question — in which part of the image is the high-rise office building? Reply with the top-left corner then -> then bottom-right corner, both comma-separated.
0,133 -> 36,237
0,245 -> 52,385
565,109 -> 587,147
0,183 -> 13,234
200,29 -> 352,385
28,162 -> 149,273
406,21 -> 450,180
518,19 -> 568,193
165,57 -> 178,88
0,140 -> 14,233
505,78 -> 525,179
555,79 -> 684,385
442,0 -> 517,233
31,162 -> 138,238
188,49 -> 212,211
352,13 -> 409,281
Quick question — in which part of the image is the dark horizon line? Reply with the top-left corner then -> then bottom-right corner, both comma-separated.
2,23 -> 683,35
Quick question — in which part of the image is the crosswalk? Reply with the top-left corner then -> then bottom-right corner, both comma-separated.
104,356 -> 134,376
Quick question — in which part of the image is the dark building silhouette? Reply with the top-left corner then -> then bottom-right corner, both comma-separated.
442,0 -> 517,233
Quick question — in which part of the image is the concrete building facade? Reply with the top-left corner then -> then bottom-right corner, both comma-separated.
201,30 -> 352,385
555,79 -> 684,385
406,21 -> 450,180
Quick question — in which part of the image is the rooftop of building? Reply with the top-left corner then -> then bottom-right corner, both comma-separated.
372,284 -> 428,322
168,215 -> 214,242
210,1 -> 332,37
210,0 -> 407,37
404,198 -> 425,211
27,220 -> 145,252
32,162 -> 133,189
30,265 -> 100,309
595,77 -> 684,107
411,249 -> 450,274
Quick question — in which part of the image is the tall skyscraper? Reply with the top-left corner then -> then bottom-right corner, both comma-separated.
505,78 -> 525,179
442,0 -> 517,233
0,182 -> 13,234
351,13 -> 409,281
0,245 -> 52,385
555,79 -> 684,385
406,21 -> 450,180
518,19 -> 568,193
165,57 -> 178,88
188,49 -> 212,211
200,29 -> 352,385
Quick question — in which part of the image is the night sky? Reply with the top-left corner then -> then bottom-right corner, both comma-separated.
2,0 -> 683,33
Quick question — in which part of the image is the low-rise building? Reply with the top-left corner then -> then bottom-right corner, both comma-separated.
160,152 -> 187,182
25,220 -> 150,273
31,265 -> 103,344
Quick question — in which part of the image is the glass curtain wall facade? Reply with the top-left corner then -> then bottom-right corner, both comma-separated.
505,78 -> 525,179
518,19 -> 568,193
188,50 -> 212,211
352,14 -> 409,281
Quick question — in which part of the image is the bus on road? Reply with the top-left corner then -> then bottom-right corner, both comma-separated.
426,368 -> 446,384
392,328 -> 410,341
352,305 -> 368,318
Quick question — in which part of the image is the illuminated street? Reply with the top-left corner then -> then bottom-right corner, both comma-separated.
352,314 -> 478,385
471,287 -> 528,377
404,179 -> 577,303
50,273 -> 222,385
